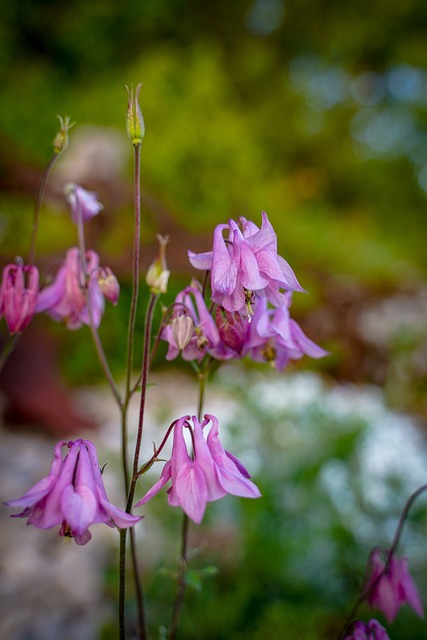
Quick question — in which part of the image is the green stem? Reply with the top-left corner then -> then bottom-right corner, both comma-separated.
338,483 -> 427,639
29,152 -> 59,265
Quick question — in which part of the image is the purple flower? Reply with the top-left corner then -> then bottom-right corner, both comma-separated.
345,620 -> 390,640
64,183 -> 103,223
0,262 -> 40,334
243,295 -> 328,370
162,285 -> 220,361
366,549 -> 424,622
188,212 -> 304,313
36,247 -> 117,329
5,439 -> 140,545
135,414 -> 261,524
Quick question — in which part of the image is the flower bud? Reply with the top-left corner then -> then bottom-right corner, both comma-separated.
215,307 -> 246,354
126,84 -> 145,145
172,315 -> 194,350
53,115 -> 74,155
97,267 -> 120,305
146,235 -> 170,294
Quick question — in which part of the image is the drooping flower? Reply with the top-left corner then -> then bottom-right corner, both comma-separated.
366,549 -> 424,623
36,247 -> 118,329
146,234 -> 170,294
188,212 -> 304,313
344,619 -> 390,640
162,284 -> 220,361
5,439 -> 141,545
97,266 -> 120,305
243,294 -> 328,370
64,183 -> 103,224
135,414 -> 261,524
0,262 -> 40,334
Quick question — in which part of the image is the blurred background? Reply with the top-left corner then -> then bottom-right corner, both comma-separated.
1,0 -> 427,638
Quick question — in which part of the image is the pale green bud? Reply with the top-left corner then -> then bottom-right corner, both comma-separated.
126,83 -> 145,145
53,115 -> 74,155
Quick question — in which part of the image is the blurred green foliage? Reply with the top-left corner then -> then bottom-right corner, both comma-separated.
1,0 -> 427,284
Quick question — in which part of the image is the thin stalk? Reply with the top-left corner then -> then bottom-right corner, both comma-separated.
119,292 -> 158,640
0,335 -> 18,374
338,483 -> 427,639
125,143 -> 142,400
29,153 -> 59,264
126,292 -> 158,512
168,368 -> 208,640
121,142 -> 142,498
75,214 -> 122,407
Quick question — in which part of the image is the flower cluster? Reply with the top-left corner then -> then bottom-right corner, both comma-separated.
162,212 -> 327,369
5,439 -> 140,544
0,186 -> 119,335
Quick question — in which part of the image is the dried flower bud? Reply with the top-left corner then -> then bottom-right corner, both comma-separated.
97,267 -> 120,305
126,84 -> 145,146
146,235 -> 170,294
172,315 -> 194,350
53,115 -> 74,155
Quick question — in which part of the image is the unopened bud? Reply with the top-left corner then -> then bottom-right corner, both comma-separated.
172,315 -> 194,350
97,267 -> 120,305
216,307 -> 246,353
53,115 -> 74,155
146,235 -> 170,294
126,84 -> 145,145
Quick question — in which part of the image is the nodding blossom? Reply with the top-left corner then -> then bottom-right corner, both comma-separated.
5,439 -> 141,545
64,183 -> 103,224
366,549 -> 424,623
135,414 -> 261,524
0,262 -> 40,334
162,285 -> 219,361
188,212 -> 304,313
243,295 -> 328,370
36,247 -> 118,330
344,619 -> 390,640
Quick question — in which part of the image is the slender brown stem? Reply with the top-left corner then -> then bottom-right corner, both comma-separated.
125,143 -> 141,400
127,293 -> 158,512
120,292 -> 158,640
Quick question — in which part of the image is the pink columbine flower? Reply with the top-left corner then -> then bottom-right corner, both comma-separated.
135,414 -> 261,524
0,262 -> 40,334
162,285 -> 220,361
188,212 -> 304,313
243,295 -> 328,370
36,247 -> 117,329
64,183 -> 103,223
5,439 -> 141,545
345,619 -> 390,640
366,549 -> 424,623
